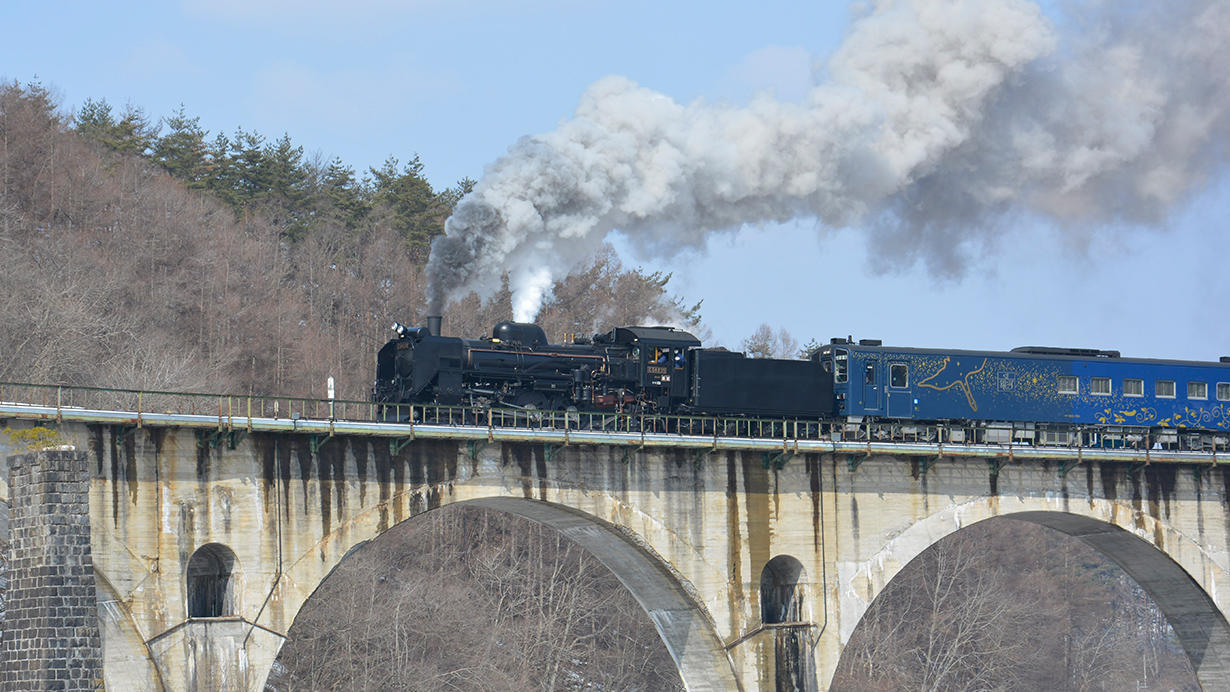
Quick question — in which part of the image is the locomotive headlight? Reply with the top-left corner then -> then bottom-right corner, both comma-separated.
392,321 -> 407,337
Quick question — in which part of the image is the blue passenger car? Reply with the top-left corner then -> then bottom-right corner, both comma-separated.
814,340 -> 1230,432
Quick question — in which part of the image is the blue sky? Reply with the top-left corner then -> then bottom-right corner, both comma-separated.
3,1 -> 1227,360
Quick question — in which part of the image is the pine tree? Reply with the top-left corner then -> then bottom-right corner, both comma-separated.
204,131 -> 242,210
111,105 -> 154,157
231,128 -> 267,202
153,105 -> 209,186
75,99 -> 154,156
265,135 -> 309,204
369,155 -> 448,259
320,157 -> 368,231
74,98 -> 117,146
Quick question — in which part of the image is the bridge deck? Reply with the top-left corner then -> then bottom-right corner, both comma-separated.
0,382 -> 1225,466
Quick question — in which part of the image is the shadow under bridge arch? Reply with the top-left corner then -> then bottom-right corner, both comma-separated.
466,497 -> 740,692
840,508 -> 1230,690
1011,510 -> 1230,688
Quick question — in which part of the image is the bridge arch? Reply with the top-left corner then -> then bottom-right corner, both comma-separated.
187,542 -> 240,618
837,499 -> 1230,688
760,555 -> 807,625
759,555 -> 816,692
272,496 -> 740,692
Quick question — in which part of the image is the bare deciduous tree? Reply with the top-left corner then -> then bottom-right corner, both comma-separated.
832,519 -> 1198,692
267,507 -> 684,691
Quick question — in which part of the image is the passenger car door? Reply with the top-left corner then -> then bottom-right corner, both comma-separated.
862,359 -> 881,412
887,362 -> 913,418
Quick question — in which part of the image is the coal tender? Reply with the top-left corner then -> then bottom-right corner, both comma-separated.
373,316 -> 833,418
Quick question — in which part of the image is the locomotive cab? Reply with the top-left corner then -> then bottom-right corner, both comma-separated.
813,343 -> 850,415
600,326 -> 701,409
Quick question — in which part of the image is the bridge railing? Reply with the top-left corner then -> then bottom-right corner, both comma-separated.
1,382 -> 1226,455
0,382 -> 377,423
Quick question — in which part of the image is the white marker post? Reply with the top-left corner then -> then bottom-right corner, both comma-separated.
327,376 -> 335,419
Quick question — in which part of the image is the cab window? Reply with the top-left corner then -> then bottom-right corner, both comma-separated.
834,349 -> 848,383
864,363 -> 876,385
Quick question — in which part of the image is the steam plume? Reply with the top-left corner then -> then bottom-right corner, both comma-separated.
427,0 -> 1230,321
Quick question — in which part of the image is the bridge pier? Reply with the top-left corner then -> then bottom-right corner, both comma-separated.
2,449 -> 103,691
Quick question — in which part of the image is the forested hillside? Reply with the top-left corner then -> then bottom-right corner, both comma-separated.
0,80 -> 696,399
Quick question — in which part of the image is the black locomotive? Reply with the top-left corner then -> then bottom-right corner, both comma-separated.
373,316 -> 832,418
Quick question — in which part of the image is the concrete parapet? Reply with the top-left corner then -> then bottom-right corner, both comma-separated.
2,449 -> 102,691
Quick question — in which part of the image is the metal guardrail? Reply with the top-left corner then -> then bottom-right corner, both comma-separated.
0,382 -> 1226,466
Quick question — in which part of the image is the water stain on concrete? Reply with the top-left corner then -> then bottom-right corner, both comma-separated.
1085,464 -> 1095,508
740,453 -> 772,638
725,452 -> 745,638
256,435 -> 277,508
504,443 -> 536,499
1100,462 -> 1119,502
354,440 -> 369,507
807,455 -> 821,551
373,439 -> 392,533
1144,465 -> 1176,521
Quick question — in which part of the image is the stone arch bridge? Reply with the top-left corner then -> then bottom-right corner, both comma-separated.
2,389 -> 1230,691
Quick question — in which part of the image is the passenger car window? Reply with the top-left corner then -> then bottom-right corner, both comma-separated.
1124,378 -> 1143,396
1219,382 -> 1230,401
890,363 -> 908,388
1188,382 -> 1207,400
1156,380 -> 1176,398
1058,375 -> 1078,395
1091,377 -> 1110,395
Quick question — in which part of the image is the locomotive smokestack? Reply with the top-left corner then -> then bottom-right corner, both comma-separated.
426,315 -> 442,337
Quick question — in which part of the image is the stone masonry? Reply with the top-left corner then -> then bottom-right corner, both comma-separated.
2,449 -> 102,691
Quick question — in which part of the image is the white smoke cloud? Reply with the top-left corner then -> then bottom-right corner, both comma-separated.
427,0 -> 1230,319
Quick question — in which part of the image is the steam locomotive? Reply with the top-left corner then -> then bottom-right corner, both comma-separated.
374,317 -> 1230,443
373,316 -> 830,418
